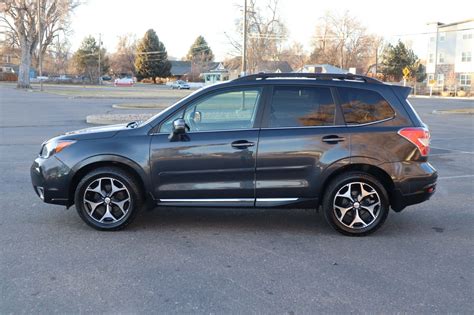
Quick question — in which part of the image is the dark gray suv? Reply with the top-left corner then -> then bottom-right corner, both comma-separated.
31,73 -> 437,235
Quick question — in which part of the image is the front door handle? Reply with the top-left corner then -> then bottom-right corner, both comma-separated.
231,140 -> 255,149
322,135 -> 346,143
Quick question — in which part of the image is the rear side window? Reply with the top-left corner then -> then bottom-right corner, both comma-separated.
338,88 -> 395,125
269,86 -> 336,127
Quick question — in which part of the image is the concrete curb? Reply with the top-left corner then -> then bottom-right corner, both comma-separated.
432,109 -> 474,115
86,113 -> 155,125
112,103 -> 171,109
410,95 -> 474,100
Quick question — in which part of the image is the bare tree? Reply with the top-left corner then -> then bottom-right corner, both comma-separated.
310,11 -> 379,73
109,34 -> 137,76
227,0 -> 287,73
0,0 -> 79,88
279,41 -> 308,71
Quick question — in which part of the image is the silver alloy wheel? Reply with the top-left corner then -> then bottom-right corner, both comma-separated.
333,181 -> 381,229
83,177 -> 131,224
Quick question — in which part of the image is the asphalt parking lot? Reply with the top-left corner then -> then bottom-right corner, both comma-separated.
0,83 -> 473,313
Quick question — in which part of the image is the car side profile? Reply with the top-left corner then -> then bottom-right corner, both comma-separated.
31,73 -> 437,235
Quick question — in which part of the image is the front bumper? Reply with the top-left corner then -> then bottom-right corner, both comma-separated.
30,156 -> 72,206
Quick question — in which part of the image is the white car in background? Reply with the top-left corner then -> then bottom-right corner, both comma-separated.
114,77 -> 134,87
171,80 -> 190,89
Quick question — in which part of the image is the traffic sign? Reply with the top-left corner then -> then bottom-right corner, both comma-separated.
402,67 -> 411,78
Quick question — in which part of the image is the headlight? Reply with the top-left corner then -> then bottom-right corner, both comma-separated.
40,140 -> 76,158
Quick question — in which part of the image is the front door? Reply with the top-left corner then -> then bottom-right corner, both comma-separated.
150,87 -> 263,207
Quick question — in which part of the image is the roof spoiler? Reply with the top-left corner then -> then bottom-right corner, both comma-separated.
392,85 -> 412,99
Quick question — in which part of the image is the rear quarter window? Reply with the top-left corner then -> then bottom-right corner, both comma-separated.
338,87 -> 395,125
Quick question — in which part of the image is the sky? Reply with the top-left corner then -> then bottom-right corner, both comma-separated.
68,0 -> 474,60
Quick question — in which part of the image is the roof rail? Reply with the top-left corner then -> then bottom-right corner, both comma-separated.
233,72 -> 383,84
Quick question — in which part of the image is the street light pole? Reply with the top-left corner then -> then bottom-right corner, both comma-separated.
241,0 -> 247,76
37,0 -> 43,91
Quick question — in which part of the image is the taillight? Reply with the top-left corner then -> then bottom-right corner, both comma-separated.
398,127 -> 430,156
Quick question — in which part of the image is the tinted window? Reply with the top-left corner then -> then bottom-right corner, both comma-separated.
269,86 -> 336,127
339,88 -> 395,125
160,88 -> 261,132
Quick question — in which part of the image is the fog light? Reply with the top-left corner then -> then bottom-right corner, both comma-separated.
37,187 -> 44,200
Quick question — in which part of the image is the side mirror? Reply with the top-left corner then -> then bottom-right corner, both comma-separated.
172,118 -> 187,134
168,118 -> 189,141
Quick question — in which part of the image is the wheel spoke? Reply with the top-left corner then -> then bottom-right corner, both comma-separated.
336,183 -> 354,202
112,198 -> 130,215
358,183 -> 376,202
84,199 -> 103,216
99,204 -> 117,223
334,205 -> 353,220
349,209 -> 368,228
86,178 -> 105,197
361,201 -> 380,219
109,179 -> 126,196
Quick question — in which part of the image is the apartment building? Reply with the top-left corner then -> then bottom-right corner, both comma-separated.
426,19 -> 473,90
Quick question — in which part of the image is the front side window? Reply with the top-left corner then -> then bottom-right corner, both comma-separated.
160,88 -> 261,133
338,88 -> 395,125
268,86 -> 336,128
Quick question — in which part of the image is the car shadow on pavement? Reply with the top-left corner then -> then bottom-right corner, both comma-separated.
127,207 -> 332,235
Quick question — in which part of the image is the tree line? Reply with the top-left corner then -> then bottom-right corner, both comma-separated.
1,0 -> 425,88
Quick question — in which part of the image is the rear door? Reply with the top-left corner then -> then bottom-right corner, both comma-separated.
255,84 -> 351,206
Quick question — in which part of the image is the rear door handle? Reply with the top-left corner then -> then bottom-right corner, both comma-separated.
322,135 -> 346,143
231,140 -> 255,149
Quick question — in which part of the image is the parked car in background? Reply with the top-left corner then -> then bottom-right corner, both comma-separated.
31,73 -> 437,235
101,75 -> 112,81
171,80 -> 190,89
114,77 -> 134,87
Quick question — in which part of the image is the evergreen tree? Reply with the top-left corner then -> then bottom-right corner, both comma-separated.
186,36 -> 214,62
381,41 -> 420,81
73,36 -> 109,83
135,29 -> 171,83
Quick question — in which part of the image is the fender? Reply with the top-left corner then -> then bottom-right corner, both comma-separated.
316,156 -> 390,200
69,154 -> 152,194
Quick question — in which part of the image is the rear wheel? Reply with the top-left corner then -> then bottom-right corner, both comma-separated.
74,167 -> 143,231
323,172 -> 389,236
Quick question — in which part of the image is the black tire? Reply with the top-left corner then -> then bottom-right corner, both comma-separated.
322,172 -> 389,236
74,167 -> 144,231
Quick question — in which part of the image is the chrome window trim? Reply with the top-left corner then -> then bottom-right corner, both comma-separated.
150,128 -> 259,136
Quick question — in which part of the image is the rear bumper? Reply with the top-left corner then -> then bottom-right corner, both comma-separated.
30,156 -> 72,206
391,182 -> 436,211
390,162 -> 438,211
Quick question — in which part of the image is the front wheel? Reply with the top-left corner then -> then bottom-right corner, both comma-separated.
74,167 -> 143,231
322,172 -> 389,236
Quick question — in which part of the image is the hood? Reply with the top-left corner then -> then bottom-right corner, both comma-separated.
61,123 -> 129,140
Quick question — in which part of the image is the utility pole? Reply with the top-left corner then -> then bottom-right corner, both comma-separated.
241,0 -> 247,76
98,33 -> 101,85
37,0 -> 43,91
